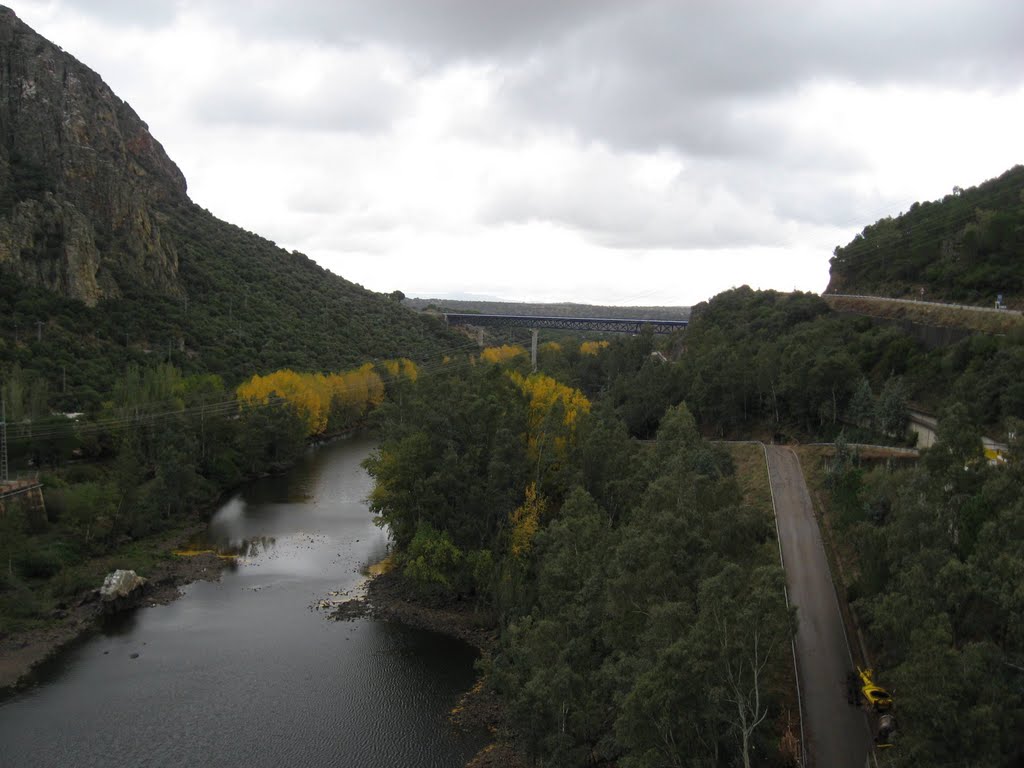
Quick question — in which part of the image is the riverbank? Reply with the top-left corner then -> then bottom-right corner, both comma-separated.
335,569 -> 529,768
0,522 -> 229,692
0,432 -> 370,693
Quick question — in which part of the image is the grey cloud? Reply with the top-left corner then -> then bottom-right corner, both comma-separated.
53,0 -> 179,28
182,0 -> 1024,164
190,73 -> 405,134
497,0 -> 1024,157
62,0 -> 1024,87
59,0 -> 1024,159
477,148 -> 901,252
48,0 -> 1024,260
478,162 -> 778,251
192,0 -> 623,60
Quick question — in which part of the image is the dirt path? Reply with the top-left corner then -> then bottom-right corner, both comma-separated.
765,445 -> 871,768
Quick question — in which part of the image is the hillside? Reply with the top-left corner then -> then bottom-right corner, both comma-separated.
0,7 -> 456,411
827,165 -> 1024,307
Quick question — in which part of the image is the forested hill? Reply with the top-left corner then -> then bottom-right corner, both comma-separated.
827,165 -> 1024,307
0,7 -> 456,411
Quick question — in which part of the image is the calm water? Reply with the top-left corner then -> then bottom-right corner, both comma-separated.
0,436 -> 485,768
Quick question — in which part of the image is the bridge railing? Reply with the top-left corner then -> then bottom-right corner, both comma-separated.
443,313 -> 688,335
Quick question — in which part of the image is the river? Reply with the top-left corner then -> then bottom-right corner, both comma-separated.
0,435 -> 486,767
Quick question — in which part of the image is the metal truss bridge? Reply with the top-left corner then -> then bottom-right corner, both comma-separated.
443,313 -> 689,335
443,313 -> 688,369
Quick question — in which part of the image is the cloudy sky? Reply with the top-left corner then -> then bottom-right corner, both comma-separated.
14,1 -> 1024,306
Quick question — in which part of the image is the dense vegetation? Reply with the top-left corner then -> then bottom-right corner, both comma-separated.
0,200 -> 459,414
822,417 -> 1024,766
673,289 -> 1024,765
6,266 -> 1024,765
365,349 -> 793,767
366,287 -> 1024,766
0,356 -> 422,635
677,286 -> 1024,437
828,165 -> 1024,306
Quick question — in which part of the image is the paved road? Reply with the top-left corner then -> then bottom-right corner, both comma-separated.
765,445 -> 871,768
826,292 -> 1022,316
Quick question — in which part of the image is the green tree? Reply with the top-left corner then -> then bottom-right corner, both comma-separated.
696,563 -> 791,768
876,376 -> 909,436
403,521 -> 463,591
848,377 -> 875,430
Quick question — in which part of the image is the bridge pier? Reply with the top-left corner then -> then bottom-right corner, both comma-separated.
531,329 -> 538,371
0,480 -> 46,528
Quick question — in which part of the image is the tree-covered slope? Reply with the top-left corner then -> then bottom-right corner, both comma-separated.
0,204 -> 458,412
827,165 -> 1024,306
0,8 -> 458,410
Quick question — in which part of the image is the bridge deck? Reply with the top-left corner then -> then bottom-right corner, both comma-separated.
443,313 -> 688,334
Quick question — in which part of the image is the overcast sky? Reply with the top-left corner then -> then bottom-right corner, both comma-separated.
14,1 -> 1024,306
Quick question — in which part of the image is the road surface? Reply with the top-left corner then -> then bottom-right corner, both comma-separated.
765,445 -> 871,768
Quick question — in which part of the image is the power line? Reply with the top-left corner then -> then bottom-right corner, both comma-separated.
4,340 -> 489,444
2,326 -> 609,447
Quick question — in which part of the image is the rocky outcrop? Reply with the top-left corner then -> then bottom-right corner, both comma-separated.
0,6 -> 187,305
99,569 -> 149,612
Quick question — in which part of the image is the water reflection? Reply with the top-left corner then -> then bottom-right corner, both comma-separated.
177,533 -> 278,559
98,609 -> 140,637
224,535 -> 277,559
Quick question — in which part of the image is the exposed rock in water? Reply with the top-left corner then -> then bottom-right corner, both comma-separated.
99,569 -> 148,612
328,598 -> 371,621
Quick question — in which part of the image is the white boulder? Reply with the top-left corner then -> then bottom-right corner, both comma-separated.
100,569 -> 148,602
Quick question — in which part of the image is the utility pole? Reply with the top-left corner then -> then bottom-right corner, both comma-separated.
36,320 -> 43,342
1,397 -> 9,484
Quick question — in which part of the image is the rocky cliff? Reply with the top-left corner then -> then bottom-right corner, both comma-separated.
0,6 -> 186,305
0,7 -> 457,403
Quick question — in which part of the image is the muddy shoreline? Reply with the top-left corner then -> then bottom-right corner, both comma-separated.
334,570 -> 529,768
0,524 -> 228,692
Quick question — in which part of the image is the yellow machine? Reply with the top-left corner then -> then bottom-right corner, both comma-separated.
847,667 -> 897,747
857,667 -> 893,710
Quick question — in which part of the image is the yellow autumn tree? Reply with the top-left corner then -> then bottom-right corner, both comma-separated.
481,345 -> 526,364
380,357 -> 419,382
237,363 -> 386,437
237,369 -> 328,434
508,371 -> 591,468
323,363 -> 385,427
580,340 -> 610,356
509,482 -> 546,559
400,358 -> 419,382
540,341 -> 562,353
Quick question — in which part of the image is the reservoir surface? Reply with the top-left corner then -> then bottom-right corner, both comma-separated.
0,435 -> 484,767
